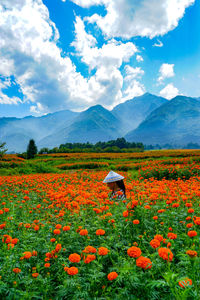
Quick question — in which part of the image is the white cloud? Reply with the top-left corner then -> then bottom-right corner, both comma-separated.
122,80 -> 145,101
71,16 -> 137,70
124,65 -> 144,81
159,83 -> 179,99
136,55 -> 144,62
122,65 -> 145,101
0,1 -> 142,114
0,57 -> 15,77
70,16 -> 139,108
153,39 -> 163,47
70,0 -> 195,39
158,63 -> 175,83
0,78 -> 22,104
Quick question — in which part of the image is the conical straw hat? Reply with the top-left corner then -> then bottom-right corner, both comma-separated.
103,170 -> 125,183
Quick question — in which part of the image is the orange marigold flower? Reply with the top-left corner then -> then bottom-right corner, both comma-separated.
13,268 -> 21,274
154,234 -> 163,242
194,217 -> 200,225
68,253 -> 81,263
144,205 -> 151,210
50,238 -> 56,242
32,250 -> 37,256
186,223 -> 193,228
98,247 -> 109,256
55,243 -> 62,253
7,243 -> 15,250
44,263 -> 50,268
32,273 -> 39,278
178,278 -> 192,288
63,226 -> 70,231
0,223 -> 6,229
123,211 -> 129,218
11,238 -> 19,245
3,235 -> 12,244
167,232 -> 177,240
127,246 -> 142,258
133,220 -> 140,224
188,208 -> 194,214
96,229 -> 105,235
186,250 -> 197,257
55,224 -> 62,229
107,272 -> 118,281
84,254 -> 96,264
153,216 -> 158,220
79,229 -> 88,236
158,209 -> 165,213
65,266 -> 78,275
172,203 -> 179,208
150,239 -> 160,249
82,246 -> 97,253
23,251 -> 32,259
158,248 -> 173,261
136,256 -> 152,269
167,242 -> 171,248
46,252 -> 52,258
187,230 -> 197,237
34,225 -> 39,231
53,229 -> 60,235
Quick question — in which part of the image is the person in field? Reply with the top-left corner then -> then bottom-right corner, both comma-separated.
103,170 -> 126,200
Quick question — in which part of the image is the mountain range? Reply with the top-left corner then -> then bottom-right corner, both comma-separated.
1,93 -> 200,152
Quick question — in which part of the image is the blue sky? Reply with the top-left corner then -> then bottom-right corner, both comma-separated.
0,0 -> 199,117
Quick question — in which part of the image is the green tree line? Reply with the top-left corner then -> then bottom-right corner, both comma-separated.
39,138 -> 144,154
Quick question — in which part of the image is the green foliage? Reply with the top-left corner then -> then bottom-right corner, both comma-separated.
47,138 -> 145,153
0,141 -> 7,159
17,152 -> 27,159
27,139 -> 38,159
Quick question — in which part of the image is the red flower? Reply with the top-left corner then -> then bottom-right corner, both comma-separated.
68,253 -> 81,263
150,239 -> 160,249
136,256 -> 152,269
13,268 -> 21,273
179,278 -> 192,288
158,248 -> 173,261
64,266 -> 78,275
107,272 -> 118,280
187,231 -> 197,237
79,229 -> 88,236
96,229 -> 105,235
127,246 -> 142,258
167,232 -> 177,240
98,247 -> 109,256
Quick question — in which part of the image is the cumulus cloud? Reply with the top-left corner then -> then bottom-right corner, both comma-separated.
158,63 -> 175,83
0,1 -> 142,114
70,16 -> 138,108
122,80 -> 145,101
159,83 -> 179,99
153,39 -> 163,47
70,0 -> 195,39
71,16 -> 137,70
124,65 -> 144,81
0,78 -> 22,104
136,55 -> 144,62
122,65 -> 145,101
0,0 -> 82,114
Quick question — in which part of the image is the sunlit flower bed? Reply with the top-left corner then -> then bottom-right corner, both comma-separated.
0,170 -> 199,299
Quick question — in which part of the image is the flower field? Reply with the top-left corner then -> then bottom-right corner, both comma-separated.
0,152 -> 200,299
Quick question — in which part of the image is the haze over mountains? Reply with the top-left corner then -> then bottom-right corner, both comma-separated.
1,93 -> 200,152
